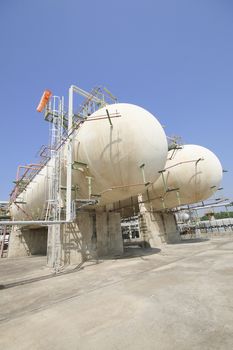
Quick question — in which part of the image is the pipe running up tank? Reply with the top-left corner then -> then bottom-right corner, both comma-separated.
11,103 -> 168,221
143,144 -> 223,210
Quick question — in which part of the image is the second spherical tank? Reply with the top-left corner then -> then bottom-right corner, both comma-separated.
143,144 -> 223,210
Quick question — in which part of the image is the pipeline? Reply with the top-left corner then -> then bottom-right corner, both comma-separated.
0,199 -> 98,226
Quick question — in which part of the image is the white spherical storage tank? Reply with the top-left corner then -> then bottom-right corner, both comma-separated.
143,144 -> 223,210
11,103 -> 168,220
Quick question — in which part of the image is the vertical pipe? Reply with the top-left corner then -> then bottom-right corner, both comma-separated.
58,96 -> 64,221
0,226 -> 6,258
140,164 -> 146,184
161,197 -> 166,210
176,190 -> 181,206
162,173 -> 167,193
66,87 -> 73,221
86,176 -> 92,199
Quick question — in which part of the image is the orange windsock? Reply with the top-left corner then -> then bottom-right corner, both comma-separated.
36,90 -> 52,112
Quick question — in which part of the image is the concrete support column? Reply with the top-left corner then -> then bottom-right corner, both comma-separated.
8,211 -> 123,266
47,210 -> 123,267
96,211 -> 108,256
62,211 -> 97,265
47,212 -> 96,268
139,211 -> 166,247
162,212 -> 180,243
96,211 -> 123,257
138,198 -> 180,246
8,226 -> 47,258
108,212 -> 123,254
47,224 -> 62,268
8,226 -> 29,258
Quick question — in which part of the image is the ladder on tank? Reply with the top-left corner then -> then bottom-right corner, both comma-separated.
45,96 -> 64,221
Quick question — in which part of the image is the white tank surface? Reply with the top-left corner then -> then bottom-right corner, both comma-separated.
176,212 -> 190,222
11,103 -> 168,220
143,144 -> 223,210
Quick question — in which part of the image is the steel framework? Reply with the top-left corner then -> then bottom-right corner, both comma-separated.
2,85 -> 117,226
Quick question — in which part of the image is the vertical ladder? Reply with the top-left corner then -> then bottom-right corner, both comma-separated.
45,96 -> 63,221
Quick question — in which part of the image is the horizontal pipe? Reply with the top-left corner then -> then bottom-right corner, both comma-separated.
188,202 -> 231,211
0,197 -> 97,226
0,220 -> 73,226
162,158 -> 204,172
175,200 -> 230,212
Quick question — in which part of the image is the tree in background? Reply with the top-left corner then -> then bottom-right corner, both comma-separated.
201,211 -> 233,221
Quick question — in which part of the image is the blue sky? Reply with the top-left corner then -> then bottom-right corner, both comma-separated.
0,0 -> 232,202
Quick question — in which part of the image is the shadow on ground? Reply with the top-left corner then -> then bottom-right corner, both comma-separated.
122,246 -> 161,259
0,244 -> 162,289
170,238 -> 209,244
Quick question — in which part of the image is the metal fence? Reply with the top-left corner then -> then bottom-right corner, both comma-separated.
179,218 -> 233,240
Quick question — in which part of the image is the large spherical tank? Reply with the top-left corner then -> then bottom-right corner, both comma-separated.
143,144 -> 223,210
176,212 -> 190,222
11,103 -> 168,220
71,103 -> 168,202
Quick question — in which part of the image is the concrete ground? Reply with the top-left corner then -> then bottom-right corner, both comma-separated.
0,237 -> 233,350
